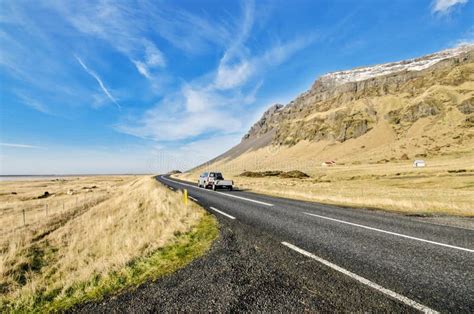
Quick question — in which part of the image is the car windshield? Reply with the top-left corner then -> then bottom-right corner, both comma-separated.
209,172 -> 223,179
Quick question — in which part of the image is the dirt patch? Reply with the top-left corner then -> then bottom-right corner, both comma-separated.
447,169 -> 467,173
239,171 -> 283,178
279,170 -> 310,179
239,170 -> 309,179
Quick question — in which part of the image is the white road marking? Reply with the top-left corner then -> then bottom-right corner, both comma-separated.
216,191 -> 274,206
303,212 -> 473,253
210,206 -> 235,220
160,176 -> 273,207
189,196 -> 198,202
168,186 -> 175,190
281,242 -> 438,314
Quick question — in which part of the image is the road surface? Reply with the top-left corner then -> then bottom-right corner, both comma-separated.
157,175 -> 473,312
73,175 -> 473,312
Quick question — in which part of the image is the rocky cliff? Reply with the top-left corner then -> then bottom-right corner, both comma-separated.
242,45 -> 474,147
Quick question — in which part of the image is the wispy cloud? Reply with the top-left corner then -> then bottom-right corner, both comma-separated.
0,142 -> 42,149
75,56 -> 121,110
116,0 -> 314,145
213,0 -> 316,91
141,2 -> 232,55
115,87 -> 248,141
52,2 -> 167,82
432,0 -> 469,13
452,26 -> 474,47
14,93 -> 51,114
0,3 -> 115,114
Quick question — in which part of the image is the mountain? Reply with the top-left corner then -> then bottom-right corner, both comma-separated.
193,45 -> 474,174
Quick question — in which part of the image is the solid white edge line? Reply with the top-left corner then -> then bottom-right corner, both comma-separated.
281,242 -> 438,314
160,176 -> 274,207
303,212 -> 473,253
210,206 -> 235,220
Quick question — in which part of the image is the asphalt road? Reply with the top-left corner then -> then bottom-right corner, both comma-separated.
74,175 -> 473,313
157,175 -> 473,312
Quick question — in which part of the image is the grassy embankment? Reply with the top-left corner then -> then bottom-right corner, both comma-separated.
175,148 -> 474,217
0,176 -> 218,312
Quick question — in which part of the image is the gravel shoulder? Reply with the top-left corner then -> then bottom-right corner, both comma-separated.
72,214 -> 412,312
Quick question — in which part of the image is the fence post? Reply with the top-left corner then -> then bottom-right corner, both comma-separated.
184,189 -> 188,206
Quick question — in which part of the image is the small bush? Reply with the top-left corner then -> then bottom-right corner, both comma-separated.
279,170 -> 310,179
447,169 -> 467,173
239,170 -> 309,179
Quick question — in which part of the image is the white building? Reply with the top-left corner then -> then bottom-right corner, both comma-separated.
413,160 -> 426,167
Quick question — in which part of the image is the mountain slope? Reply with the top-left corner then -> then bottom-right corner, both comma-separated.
176,45 -> 474,216
205,45 -> 474,169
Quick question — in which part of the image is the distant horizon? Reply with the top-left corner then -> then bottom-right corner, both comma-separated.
0,173 -> 155,177
0,173 -> 158,181
1,0 -> 473,175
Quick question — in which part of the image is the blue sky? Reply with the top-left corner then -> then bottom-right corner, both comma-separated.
0,0 -> 473,175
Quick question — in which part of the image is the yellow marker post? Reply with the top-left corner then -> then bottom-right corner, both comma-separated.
184,189 -> 188,206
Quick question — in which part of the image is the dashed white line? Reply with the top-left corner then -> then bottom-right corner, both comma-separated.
302,212 -> 473,253
216,191 -> 274,206
210,206 -> 235,220
189,196 -> 198,202
160,176 -> 273,207
281,242 -> 438,314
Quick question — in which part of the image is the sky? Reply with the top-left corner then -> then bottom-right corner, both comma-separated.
0,0 -> 473,175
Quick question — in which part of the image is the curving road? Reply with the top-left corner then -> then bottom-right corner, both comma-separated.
156,175 -> 473,313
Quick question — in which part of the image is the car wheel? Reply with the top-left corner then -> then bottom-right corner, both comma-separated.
212,184 -> 217,191
229,186 -> 233,191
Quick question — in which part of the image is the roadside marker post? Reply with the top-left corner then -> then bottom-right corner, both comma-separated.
184,189 -> 188,206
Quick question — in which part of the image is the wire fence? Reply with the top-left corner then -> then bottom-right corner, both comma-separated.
15,193 -> 106,229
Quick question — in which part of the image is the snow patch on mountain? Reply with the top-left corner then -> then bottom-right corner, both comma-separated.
319,44 -> 474,87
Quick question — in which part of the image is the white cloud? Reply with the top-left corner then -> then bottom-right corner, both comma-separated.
53,2 -> 166,81
183,86 -> 218,113
214,61 -> 253,90
117,0 -> 314,151
0,6 -> 103,114
131,40 -> 167,80
432,0 -> 469,13
144,40 -> 166,67
141,2 -> 232,55
117,99 -> 243,142
132,60 -> 152,79
213,36 -> 316,91
212,0 -> 315,92
0,142 -> 42,149
14,93 -> 50,114
75,56 -> 121,110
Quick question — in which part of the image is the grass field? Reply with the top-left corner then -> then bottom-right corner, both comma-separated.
176,152 -> 474,217
0,175 -> 218,312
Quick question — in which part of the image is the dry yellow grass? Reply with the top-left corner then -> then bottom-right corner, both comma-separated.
0,175 -> 216,311
176,146 -> 474,217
